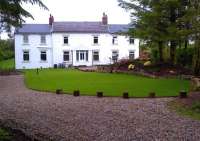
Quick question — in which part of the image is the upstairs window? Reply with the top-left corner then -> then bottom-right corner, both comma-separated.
129,51 -> 135,60
40,51 -> 47,61
129,37 -> 134,44
23,35 -> 29,44
63,51 -> 70,61
40,35 -> 46,44
93,51 -> 99,61
93,36 -> 98,44
64,36 -> 68,44
112,36 -> 118,45
23,50 -> 29,61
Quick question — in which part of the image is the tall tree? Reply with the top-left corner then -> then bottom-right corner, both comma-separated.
0,0 -> 48,31
119,0 -> 171,62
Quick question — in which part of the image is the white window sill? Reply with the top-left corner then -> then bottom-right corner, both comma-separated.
22,43 -> 30,45
63,60 -> 70,62
93,44 -> 100,46
40,61 -> 48,63
22,61 -> 30,63
112,43 -> 118,45
63,44 -> 70,46
39,43 -> 47,46
93,60 -> 100,62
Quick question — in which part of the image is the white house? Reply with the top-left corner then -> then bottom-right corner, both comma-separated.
15,13 -> 139,69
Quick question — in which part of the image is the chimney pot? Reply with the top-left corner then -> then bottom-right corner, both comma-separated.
102,13 -> 108,25
49,14 -> 54,25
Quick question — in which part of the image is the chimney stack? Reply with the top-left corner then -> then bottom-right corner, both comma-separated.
49,14 -> 54,25
102,13 -> 108,25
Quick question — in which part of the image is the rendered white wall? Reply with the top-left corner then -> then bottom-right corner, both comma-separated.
15,34 -> 52,69
15,33 -> 139,69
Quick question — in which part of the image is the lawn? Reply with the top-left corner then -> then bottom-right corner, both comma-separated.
24,69 -> 189,97
0,58 -> 15,70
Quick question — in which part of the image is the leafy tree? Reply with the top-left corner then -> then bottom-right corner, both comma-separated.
0,0 -> 48,32
119,0 -> 173,63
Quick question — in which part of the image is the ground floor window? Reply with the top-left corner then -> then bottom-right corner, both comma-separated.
76,50 -> 88,62
129,51 -> 135,60
63,51 -> 70,61
40,51 -> 47,61
112,50 -> 119,62
93,51 -> 99,61
23,50 -> 29,61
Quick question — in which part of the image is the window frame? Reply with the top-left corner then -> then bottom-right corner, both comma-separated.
129,50 -> 135,60
23,50 -> 29,62
40,51 -> 47,62
23,35 -> 29,44
93,51 -> 99,61
63,51 -> 70,62
63,36 -> 69,45
112,50 -> 119,61
112,36 -> 118,45
93,36 -> 99,45
129,37 -> 134,44
40,35 -> 46,44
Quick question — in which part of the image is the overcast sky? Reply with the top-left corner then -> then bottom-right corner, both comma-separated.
1,0 -> 131,39
23,0 -> 131,24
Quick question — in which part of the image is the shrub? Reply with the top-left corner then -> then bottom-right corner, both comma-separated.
0,128 -> 11,141
176,48 -> 194,67
191,102 -> 200,113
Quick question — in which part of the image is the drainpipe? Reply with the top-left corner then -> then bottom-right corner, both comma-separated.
71,50 -> 73,66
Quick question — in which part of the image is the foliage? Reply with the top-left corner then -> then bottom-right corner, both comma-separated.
0,59 -> 15,70
24,69 -> 189,97
0,0 -> 48,31
0,128 -> 11,141
118,0 -> 200,75
170,101 -> 200,120
176,48 -> 194,67
0,40 -> 14,61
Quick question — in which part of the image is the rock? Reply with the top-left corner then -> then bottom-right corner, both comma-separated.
190,77 -> 200,91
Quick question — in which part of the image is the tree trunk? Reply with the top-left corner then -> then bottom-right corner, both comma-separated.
184,39 -> 188,49
158,41 -> 163,62
170,40 -> 176,64
193,38 -> 200,76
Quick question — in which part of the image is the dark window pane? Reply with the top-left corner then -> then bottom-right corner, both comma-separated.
112,51 -> 118,61
76,51 -> 79,61
94,36 -> 98,44
86,51 -> 88,61
63,51 -> 69,61
129,51 -> 135,60
64,36 -> 68,44
93,51 -> 99,61
129,37 -> 134,44
41,35 -> 46,44
41,51 -> 47,61
23,51 -> 29,61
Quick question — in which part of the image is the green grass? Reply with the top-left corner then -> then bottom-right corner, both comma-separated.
24,69 -> 189,97
169,101 -> 200,120
0,59 -> 15,70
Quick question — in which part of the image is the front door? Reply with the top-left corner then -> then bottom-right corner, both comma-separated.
76,50 -> 88,62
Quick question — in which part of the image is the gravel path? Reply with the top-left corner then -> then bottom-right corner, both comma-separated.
0,75 -> 200,141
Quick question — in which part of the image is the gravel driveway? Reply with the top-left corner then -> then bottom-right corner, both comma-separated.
0,75 -> 200,141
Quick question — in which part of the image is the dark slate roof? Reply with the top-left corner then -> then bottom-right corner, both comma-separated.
15,24 -> 51,34
15,22 -> 132,34
108,24 -> 130,33
53,22 -> 108,33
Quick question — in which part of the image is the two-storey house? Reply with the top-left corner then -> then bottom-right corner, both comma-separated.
15,13 -> 139,69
